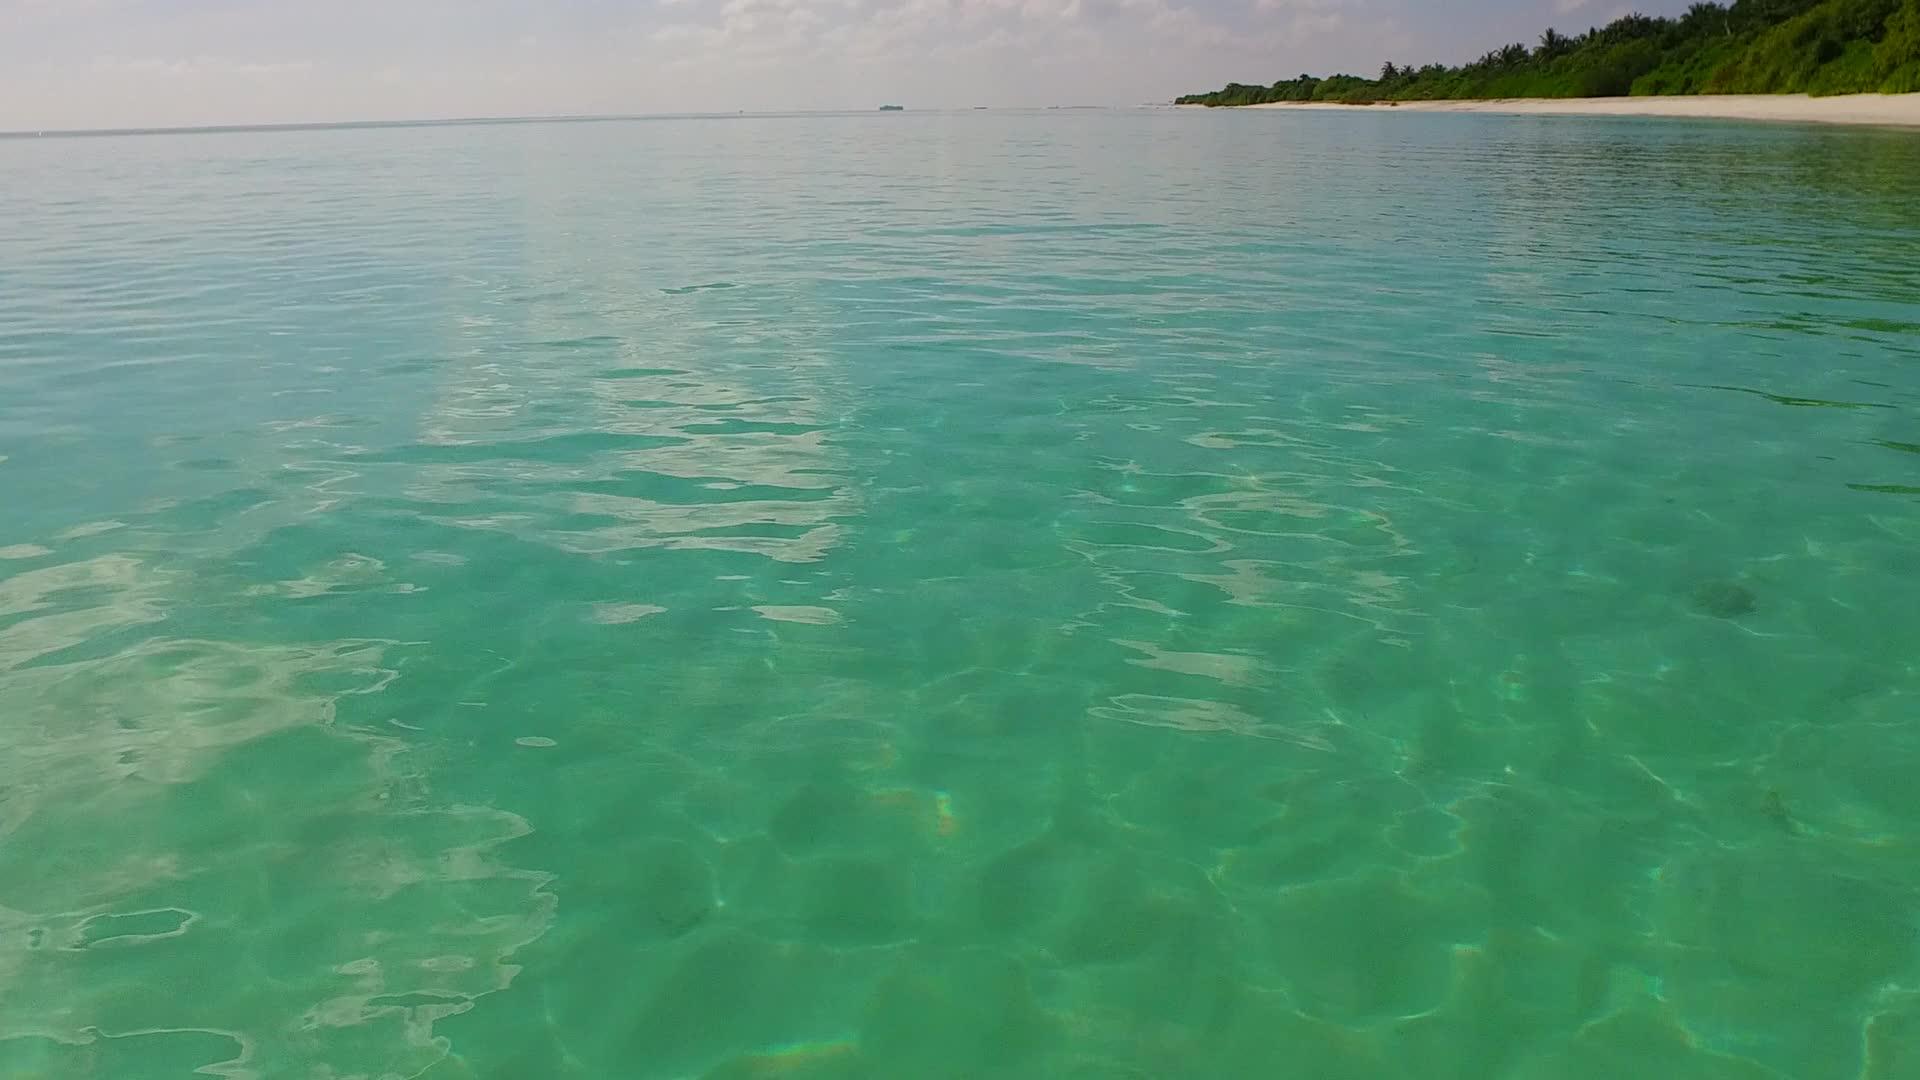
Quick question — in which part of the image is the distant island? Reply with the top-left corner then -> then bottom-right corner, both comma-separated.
1177,0 -> 1920,106
879,104 -> 905,111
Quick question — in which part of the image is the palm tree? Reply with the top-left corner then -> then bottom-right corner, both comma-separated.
1601,13 -> 1660,42
1685,2 -> 1733,37
1538,27 -> 1571,58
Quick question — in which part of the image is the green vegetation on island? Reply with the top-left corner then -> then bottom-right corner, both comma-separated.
1176,0 -> 1920,105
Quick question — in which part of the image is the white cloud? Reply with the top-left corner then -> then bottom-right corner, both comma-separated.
87,56 -> 315,78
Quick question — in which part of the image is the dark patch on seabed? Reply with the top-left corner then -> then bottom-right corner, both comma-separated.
1690,580 -> 1759,618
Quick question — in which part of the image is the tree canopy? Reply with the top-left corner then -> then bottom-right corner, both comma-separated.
1175,0 -> 1920,105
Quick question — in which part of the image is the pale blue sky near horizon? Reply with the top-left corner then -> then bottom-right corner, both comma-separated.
4,0 -> 1701,130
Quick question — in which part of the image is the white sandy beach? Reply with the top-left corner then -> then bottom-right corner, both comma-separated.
1228,93 -> 1920,127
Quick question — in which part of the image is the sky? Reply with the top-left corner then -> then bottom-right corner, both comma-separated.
2,0 -> 1700,131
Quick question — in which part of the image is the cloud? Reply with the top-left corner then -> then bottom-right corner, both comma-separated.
87,56 -> 316,78
639,0 -> 1341,71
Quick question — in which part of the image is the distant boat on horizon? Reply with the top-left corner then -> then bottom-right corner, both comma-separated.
878,104 -> 904,112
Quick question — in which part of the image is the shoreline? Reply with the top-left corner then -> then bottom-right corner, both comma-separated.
1192,93 -> 1920,128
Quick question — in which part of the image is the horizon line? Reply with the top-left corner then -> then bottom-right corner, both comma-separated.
0,104 -> 1155,141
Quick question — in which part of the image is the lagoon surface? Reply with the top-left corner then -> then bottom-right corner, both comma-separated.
3,110 -> 1920,1078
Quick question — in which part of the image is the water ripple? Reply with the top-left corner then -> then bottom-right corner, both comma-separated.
1,111 -> 1918,1079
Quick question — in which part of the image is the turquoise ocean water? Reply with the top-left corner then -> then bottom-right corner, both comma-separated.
3,109 -> 1920,1078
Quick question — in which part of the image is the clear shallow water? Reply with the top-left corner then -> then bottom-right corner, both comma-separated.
2,109 -> 1919,1079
